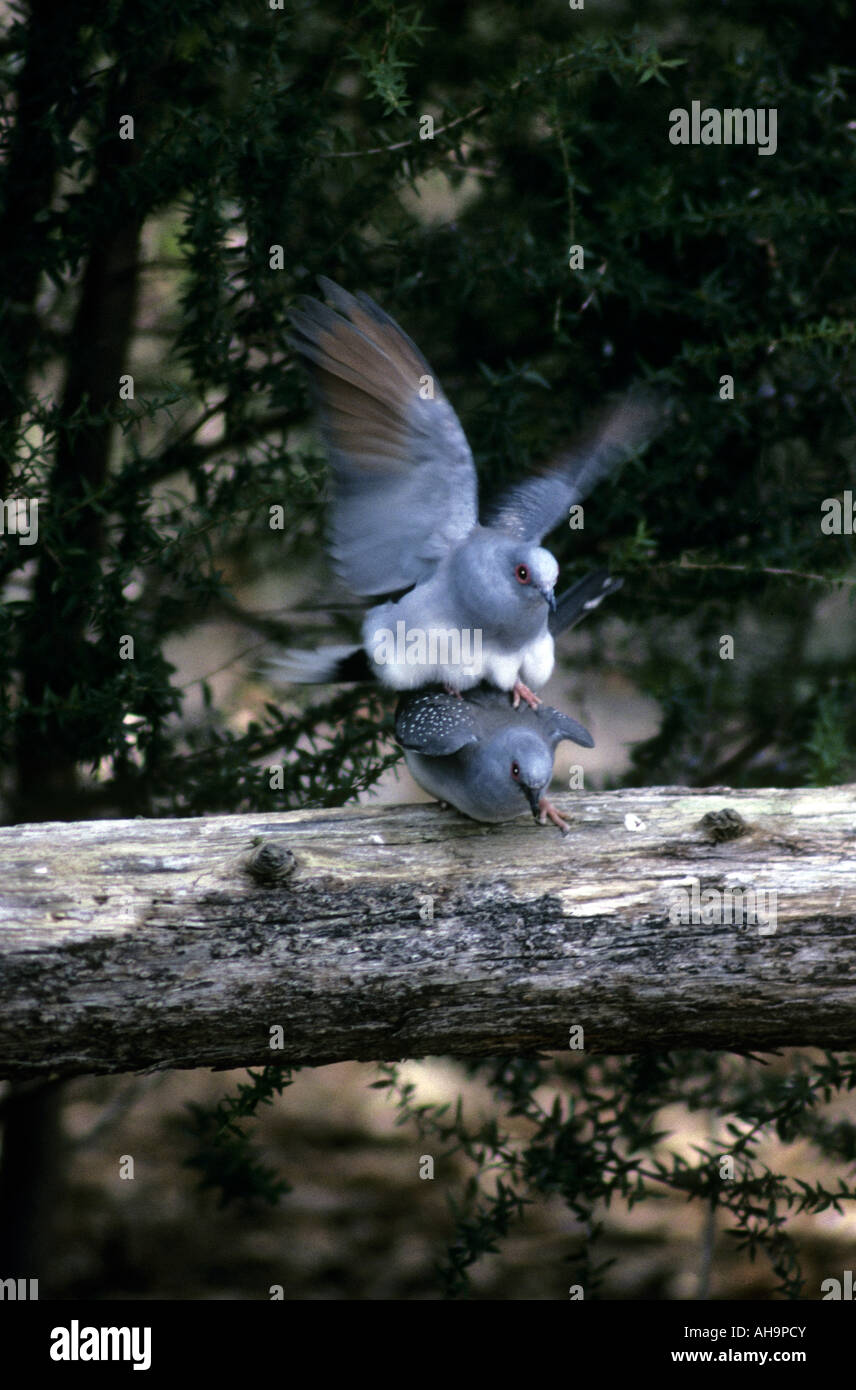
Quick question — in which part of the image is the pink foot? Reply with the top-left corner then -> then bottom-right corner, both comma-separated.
443,683 -> 464,698
512,680 -> 541,710
538,797 -> 570,835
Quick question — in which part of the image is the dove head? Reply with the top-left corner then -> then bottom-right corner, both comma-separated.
475,726 -> 554,821
452,529 -> 558,634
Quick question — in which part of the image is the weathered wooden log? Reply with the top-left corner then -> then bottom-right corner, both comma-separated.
1,786 -> 855,1079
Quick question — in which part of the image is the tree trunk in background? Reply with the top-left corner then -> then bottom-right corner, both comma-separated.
2,8 -> 152,1295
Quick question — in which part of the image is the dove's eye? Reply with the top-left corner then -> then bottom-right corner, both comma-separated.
511,761 -> 520,779
515,564 -> 530,584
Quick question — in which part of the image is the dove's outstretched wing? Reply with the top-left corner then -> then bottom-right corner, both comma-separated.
289,278 -> 478,596
484,392 -> 663,543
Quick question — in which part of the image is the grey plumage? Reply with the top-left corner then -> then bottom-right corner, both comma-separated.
288,278 -> 478,595
482,393 -> 659,542
285,278 -> 658,700
395,685 -> 594,832
270,566 -> 623,685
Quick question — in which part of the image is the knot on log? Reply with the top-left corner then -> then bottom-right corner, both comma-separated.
699,808 -> 749,842
244,840 -> 297,885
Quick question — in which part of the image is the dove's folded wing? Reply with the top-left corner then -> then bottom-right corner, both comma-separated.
394,689 -> 482,756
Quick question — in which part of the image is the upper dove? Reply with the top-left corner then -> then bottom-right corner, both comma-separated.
283,278 -> 658,706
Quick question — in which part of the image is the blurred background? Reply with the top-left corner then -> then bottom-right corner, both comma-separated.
1,0 -> 855,1299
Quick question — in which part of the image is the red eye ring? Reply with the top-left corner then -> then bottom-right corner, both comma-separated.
511,761 -> 520,779
515,564 -> 530,584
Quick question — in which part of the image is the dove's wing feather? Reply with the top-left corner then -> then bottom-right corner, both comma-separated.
289,280 -> 478,596
394,690 -> 482,756
484,393 -> 663,543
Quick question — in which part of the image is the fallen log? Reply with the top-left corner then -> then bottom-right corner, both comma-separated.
1,785 -> 855,1079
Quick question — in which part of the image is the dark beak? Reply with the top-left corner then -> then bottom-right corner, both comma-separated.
523,784 -> 542,819
538,584 -> 557,613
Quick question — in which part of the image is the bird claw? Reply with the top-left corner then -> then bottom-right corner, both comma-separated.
538,797 -> 571,835
443,683 -> 464,698
512,680 -> 541,710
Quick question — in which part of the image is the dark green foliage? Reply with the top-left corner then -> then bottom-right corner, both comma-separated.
376,1052 -> 856,1299
183,1066 -> 294,1208
2,0 -> 855,1296
3,0 -> 855,813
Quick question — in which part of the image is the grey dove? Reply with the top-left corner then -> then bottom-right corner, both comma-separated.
395,685 -> 594,833
283,277 -> 656,706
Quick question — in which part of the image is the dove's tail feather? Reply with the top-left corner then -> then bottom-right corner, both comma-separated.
266,644 -> 374,685
550,569 -> 623,636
